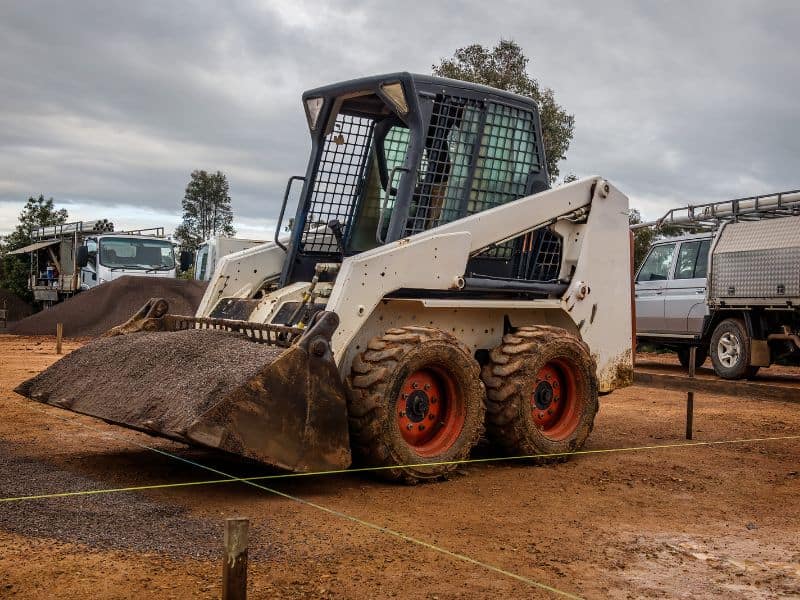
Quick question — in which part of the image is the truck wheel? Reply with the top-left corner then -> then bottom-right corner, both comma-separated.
481,326 -> 598,457
346,327 -> 485,484
709,319 -> 759,380
677,347 -> 707,369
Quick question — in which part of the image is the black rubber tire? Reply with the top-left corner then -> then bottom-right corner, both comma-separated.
346,327 -> 486,484
677,347 -> 708,370
481,326 -> 598,457
709,318 -> 759,380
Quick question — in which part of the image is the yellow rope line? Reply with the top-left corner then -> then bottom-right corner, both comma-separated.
14,405 -> 582,598
2,434 -> 797,503
7,402 -> 798,598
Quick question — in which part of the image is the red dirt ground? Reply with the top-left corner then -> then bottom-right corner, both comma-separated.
1,335 -> 798,599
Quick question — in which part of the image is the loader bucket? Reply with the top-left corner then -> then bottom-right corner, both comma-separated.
15,300 -> 351,473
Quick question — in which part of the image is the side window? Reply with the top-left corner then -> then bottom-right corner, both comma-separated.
85,239 -> 97,263
469,103 -> 541,215
675,240 -> 711,279
636,243 -> 676,282
406,98 -> 482,234
198,252 -> 208,280
348,124 -> 410,252
694,239 -> 710,279
675,241 -> 700,279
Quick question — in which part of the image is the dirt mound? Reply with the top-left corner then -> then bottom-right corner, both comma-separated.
0,289 -> 33,325
8,277 -> 208,338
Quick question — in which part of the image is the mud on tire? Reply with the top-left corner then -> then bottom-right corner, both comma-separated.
481,326 -> 598,458
346,327 -> 486,484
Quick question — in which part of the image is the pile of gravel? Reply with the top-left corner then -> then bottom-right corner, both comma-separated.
16,328 -> 285,434
8,276 -> 207,338
0,441 -> 279,559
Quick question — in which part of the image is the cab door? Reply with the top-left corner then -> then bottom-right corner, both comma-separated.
635,242 -> 677,333
663,239 -> 710,334
80,238 -> 98,289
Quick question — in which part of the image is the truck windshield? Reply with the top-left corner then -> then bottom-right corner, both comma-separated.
195,244 -> 210,280
98,237 -> 175,270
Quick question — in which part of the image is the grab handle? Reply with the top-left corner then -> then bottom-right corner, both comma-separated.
275,175 -> 306,251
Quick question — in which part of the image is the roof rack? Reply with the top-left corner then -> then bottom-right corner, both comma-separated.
111,227 -> 166,238
31,219 -> 114,240
631,189 -> 800,230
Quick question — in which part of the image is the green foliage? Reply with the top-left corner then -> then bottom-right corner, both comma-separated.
433,39 -> 575,182
0,195 -> 69,301
175,170 -> 235,251
629,209 -> 655,271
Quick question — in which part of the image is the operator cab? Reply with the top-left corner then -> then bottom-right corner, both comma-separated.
280,73 -> 557,287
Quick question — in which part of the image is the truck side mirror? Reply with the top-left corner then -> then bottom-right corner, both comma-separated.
76,245 -> 89,268
179,250 -> 194,272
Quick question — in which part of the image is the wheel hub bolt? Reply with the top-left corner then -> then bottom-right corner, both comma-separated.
419,424 -> 425,431
412,382 -> 418,389
399,411 -> 405,417
430,397 -> 437,404
407,424 -> 413,430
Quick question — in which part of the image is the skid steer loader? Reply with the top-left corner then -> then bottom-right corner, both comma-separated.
17,73 -> 634,483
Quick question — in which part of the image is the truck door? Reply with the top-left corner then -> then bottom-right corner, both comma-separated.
80,238 -> 98,289
635,242 -> 677,333
663,239 -> 710,334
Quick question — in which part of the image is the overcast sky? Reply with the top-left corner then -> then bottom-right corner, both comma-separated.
1,0 -> 798,237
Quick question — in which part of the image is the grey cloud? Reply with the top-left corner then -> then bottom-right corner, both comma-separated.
1,0 -> 798,235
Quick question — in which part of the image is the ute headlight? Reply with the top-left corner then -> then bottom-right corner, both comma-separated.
304,97 -> 324,130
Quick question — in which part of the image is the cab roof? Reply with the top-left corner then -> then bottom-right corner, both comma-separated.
302,72 -> 539,112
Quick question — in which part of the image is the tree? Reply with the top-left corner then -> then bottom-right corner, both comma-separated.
433,40 -> 575,182
0,195 -> 69,300
174,170 -> 235,251
629,209 -> 655,270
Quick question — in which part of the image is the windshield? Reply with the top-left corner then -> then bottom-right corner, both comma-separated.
195,244 -> 210,280
98,237 -> 175,270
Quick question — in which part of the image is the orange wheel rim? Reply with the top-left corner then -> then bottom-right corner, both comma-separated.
531,359 -> 581,441
396,367 -> 465,457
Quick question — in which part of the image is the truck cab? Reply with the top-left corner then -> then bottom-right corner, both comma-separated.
635,233 -> 712,368
193,236 -> 266,281
79,232 -> 177,289
635,233 -> 712,337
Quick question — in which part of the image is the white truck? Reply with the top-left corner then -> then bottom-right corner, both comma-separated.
8,220 -> 177,305
193,236 -> 266,281
634,189 -> 800,378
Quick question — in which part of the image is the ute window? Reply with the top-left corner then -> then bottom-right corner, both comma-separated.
694,239 -> 710,278
675,239 -> 711,279
637,243 -> 676,282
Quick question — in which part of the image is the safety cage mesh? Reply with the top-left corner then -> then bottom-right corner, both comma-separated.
301,114 -> 375,254
298,92 -> 560,283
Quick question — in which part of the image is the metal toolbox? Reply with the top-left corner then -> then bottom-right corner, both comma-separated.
710,215 -> 800,305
